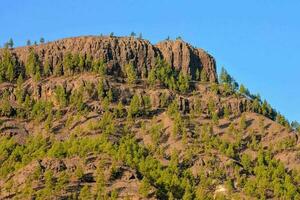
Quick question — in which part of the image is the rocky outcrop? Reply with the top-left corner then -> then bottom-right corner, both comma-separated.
3,36 -> 217,82
156,40 -> 217,81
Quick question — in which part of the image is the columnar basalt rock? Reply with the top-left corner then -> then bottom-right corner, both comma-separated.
1,36 -> 218,82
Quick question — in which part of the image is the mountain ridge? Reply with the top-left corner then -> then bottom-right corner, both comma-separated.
1,36 -> 217,83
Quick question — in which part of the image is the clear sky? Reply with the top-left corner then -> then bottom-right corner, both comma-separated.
1,0 -> 299,122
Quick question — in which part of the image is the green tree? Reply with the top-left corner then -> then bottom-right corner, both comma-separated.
200,69 -> 208,82
240,113 -> 247,130
212,112 -> 219,125
40,37 -> 45,44
25,49 -> 40,78
177,71 -> 190,93
92,58 -> 106,76
54,85 -> 68,108
239,84 -> 248,95
0,90 -> 12,116
107,89 -> 113,102
6,61 -> 15,82
139,177 -> 151,197
15,74 -> 24,104
167,99 -> 179,118
79,185 -> 92,200
43,58 -> 52,76
78,54 -> 85,72
1,48 -> 15,82
7,38 -> 14,48
26,40 -> 31,46
142,95 -> 151,115
128,94 -> 141,118
223,105 -> 230,119
147,68 -> 156,87
63,52 -> 74,75
124,63 -> 137,84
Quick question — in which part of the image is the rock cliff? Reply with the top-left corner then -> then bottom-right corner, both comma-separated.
5,36 -> 217,82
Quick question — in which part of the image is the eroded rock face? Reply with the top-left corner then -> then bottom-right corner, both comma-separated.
3,36 -> 217,82
156,40 -> 217,82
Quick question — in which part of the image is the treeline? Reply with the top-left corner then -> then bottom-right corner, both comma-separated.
217,67 -> 297,131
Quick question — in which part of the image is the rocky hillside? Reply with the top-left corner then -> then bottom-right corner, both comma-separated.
0,36 -> 299,200
1,36 -> 217,82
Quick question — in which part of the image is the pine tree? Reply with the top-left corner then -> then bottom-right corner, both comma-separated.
240,113 -> 247,130
6,60 -> 14,82
63,52 -> 74,75
78,54 -> 85,72
26,49 -> 40,78
147,68 -> 156,87
43,58 -> 52,76
212,112 -> 219,125
15,74 -> 24,104
223,105 -> 230,119
8,38 -> 14,48
2,48 -> 15,82
139,177 -> 151,197
124,63 -> 137,84
200,69 -> 208,82
92,58 -> 106,76
178,71 -> 190,93
0,90 -> 12,116
79,185 -> 92,200
106,89 -> 113,102
128,94 -> 141,118
40,37 -> 45,44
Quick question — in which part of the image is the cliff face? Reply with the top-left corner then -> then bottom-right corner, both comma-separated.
7,36 -> 217,82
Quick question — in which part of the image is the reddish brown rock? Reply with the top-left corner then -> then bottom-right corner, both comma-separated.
2,36 -> 217,82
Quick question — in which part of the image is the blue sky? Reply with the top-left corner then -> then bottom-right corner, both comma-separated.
1,0 -> 299,122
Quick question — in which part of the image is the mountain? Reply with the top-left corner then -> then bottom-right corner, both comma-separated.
0,36 -> 299,200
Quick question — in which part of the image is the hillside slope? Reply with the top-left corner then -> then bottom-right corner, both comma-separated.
0,36 -> 299,200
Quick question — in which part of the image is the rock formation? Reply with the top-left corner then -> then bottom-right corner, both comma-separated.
3,36 -> 217,82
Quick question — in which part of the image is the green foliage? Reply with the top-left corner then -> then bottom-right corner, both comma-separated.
15,74 -> 24,104
79,185 -> 92,200
63,52 -> 75,75
149,122 -> 163,146
223,105 -> 230,119
239,113 -> 247,130
114,101 -> 125,118
211,112 -> 219,125
239,84 -> 250,96
177,71 -> 190,93
54,85 -> 68,108
200,69 -> 208,82
0,48 -> 16,82
0,90 -> 13,116
31,100 -> 52,122
25,49 -> 40,79
139,177 -> 151,197
40,37 -> 45,44
92,58 -> 106,76
167,99 -> 179,118
147,67 -> 157,87
70,87 -> 85,111
124,63 -> 137,84
219,67 -> 238,95
128,94 -> 141,118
